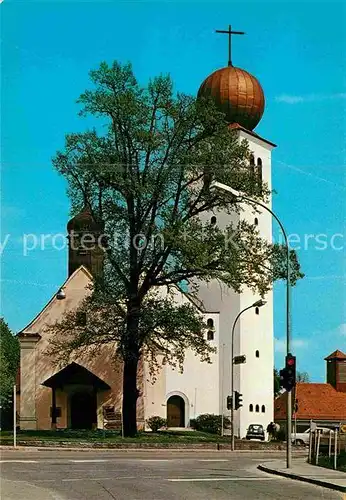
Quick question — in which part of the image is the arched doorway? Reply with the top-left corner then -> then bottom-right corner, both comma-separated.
70,391 -> 97,429
167,395 -> 185,427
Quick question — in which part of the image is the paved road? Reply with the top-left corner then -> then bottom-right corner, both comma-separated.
0,449 -> 342,499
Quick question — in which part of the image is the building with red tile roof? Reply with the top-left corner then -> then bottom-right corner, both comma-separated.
274,350 -> 346,430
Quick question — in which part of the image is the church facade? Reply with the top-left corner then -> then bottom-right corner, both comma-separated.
18,42 -> 276,439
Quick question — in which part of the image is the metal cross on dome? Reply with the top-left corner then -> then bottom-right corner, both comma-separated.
216,25 -> 245,67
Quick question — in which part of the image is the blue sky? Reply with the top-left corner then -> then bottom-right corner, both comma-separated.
1,0 -> 345,381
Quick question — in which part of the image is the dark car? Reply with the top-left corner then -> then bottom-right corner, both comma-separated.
246,424 -> 265,441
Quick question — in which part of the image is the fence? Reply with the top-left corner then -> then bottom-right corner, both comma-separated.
308,422 -> 346,470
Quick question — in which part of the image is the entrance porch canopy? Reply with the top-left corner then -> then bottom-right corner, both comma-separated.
42,362 -> 110,390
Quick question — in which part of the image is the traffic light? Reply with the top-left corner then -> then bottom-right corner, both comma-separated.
227,395 -> 232,410
234,391 -> 243,410
279,353 -> 296,391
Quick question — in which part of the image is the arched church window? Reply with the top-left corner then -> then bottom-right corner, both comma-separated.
255,404 -> 259,412
207,330 -> 214,341
207,318 -> 214,328
210,216 -> 217,225
255,350 -> 260,358
249,404 -> 253,412
261,405 -> 266,413
254,217 -> 259,226
249,154 -> 255,181
207,318 -> 214,341
255,307 -> 260,315
257,157 -> 263,193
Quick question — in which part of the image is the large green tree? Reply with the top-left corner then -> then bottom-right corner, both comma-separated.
0,318 -> 19,409
51,62 -> 303,436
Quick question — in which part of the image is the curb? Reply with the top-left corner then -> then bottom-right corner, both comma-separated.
0,445 -> 308,455
1,444 -> 220,452
0,440 -> 289,451
258,464 -> 346,493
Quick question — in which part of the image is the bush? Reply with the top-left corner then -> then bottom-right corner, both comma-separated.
189,418 -> 196,429
146,416 -> 167,432
190,414 -> 230,435
318,450 -> 346,472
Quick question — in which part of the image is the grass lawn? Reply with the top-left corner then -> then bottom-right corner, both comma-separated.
0,429 -> 232,445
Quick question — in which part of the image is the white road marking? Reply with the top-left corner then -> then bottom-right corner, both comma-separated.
198,459 -> 229,462
62,478 -> 91,482
34,480 -> 57,483
69,459 -> 110,463
167,477 -> 276,482
0,460 -> 38,463
139,459 -> 172,462
61,477 -> 135,481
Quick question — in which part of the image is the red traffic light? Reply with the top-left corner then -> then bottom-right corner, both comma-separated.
287,357 -> 295,366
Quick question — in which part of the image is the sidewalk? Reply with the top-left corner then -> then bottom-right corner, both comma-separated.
258,457 -> 346,493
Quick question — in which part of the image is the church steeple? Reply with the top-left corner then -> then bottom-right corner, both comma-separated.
197,25 -> 265,131
67,206 -> 105,277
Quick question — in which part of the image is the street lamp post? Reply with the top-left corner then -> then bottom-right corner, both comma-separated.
231,299 -> 266,451
211,181 -> 292,468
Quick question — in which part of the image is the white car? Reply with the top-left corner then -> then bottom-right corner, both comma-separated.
292,427 -> 333,445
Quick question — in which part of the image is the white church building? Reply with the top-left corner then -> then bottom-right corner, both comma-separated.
18,37 -> 276,439
147,126 -> 275,438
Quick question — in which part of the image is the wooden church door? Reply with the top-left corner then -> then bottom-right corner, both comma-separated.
167,395 -> 185,427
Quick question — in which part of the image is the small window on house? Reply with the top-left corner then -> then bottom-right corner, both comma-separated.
255,350 -> 260,358
255,404 -> 259,412
261,405 -> 265,413
207,330 -> 214,341
255,307 -> 259,315
210,216 -> 217,225
76,311 -> 87,326
249,404 -> 253,412
254,217 -> 259,226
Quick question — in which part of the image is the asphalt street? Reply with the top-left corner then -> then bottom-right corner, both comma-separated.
0,449 -> 342,500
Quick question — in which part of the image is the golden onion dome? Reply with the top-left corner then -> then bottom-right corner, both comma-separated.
197,65 -> 265,131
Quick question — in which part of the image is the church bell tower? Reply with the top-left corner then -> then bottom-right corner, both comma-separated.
196,25 -> 275,438
67,206 -> 105,277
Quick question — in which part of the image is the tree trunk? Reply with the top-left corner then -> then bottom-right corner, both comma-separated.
122,352 -> 139,437
122,302 -> 140,437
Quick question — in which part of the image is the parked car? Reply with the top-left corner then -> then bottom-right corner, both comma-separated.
292,427 -> 332,446
246,424 -> 265,441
